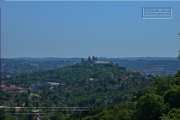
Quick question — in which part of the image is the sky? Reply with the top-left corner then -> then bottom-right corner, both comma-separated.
0,0 -> 180,58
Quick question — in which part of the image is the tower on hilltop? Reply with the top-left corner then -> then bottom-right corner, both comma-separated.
81,56 -> 98,64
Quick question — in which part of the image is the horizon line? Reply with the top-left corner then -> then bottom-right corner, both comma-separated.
1,56 -> 178,59
5,0 -> 180,1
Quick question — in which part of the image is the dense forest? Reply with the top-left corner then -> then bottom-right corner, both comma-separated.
3,62 -> 151,108
66,71 -> 180,120
1,62 -> 179,120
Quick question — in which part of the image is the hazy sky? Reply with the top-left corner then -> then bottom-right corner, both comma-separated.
0,1 -> 180,58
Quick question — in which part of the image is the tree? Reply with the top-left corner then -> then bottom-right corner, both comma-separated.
5,115 -> 16,120
154,77 -> 174,95
178,38 -> 180,60
178,53 -> 180,60
18,114 -> 28,120
136,93 -> 168,120
164,86 -> 180,108
95,86 -> 103,92
81,58 -> 85,63
0,108 -> 5,120
161,108 -> 180,120
117,109 -> 133,120
88,56 -> 91,62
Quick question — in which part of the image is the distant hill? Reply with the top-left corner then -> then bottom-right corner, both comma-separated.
2,57 -> 179,77
1,58 -> 179,120
5,62 -> 153,109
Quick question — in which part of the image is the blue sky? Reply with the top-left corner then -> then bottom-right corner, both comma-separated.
0,1 -> 180,58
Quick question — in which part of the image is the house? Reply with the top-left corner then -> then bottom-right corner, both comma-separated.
30,93 -> 41,101
89,78 -> 95,81
47,82 -> 60,86
1,84 -> 28,93
10,85 -> 16,89
0,85 -> 6,90
0,98 -> 15,106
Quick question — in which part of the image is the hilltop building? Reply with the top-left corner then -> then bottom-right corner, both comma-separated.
81,56 -> 111,65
